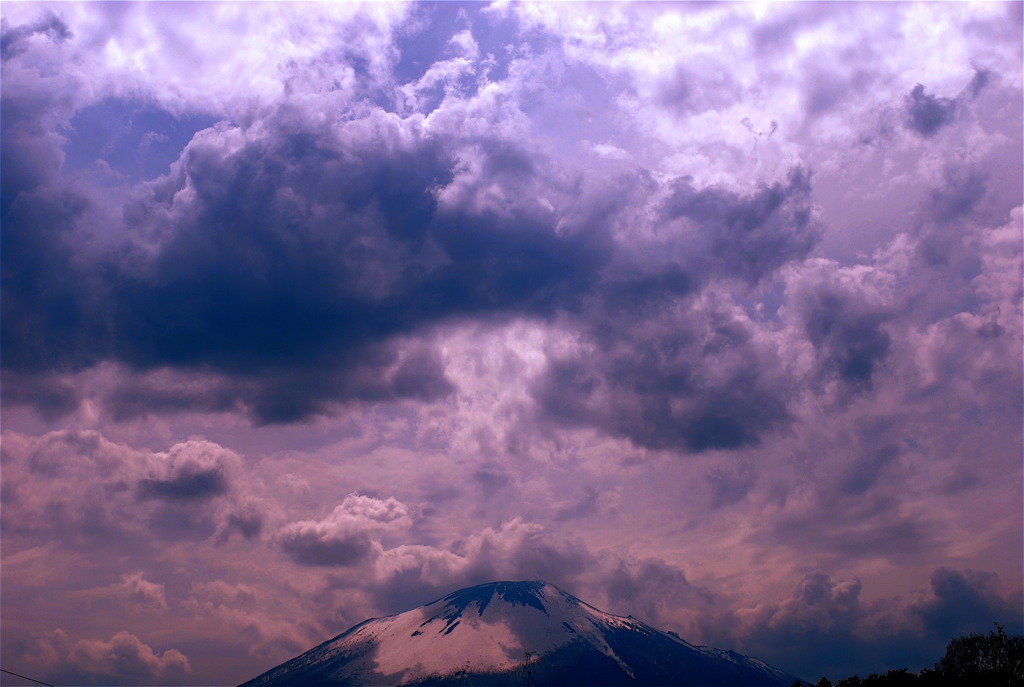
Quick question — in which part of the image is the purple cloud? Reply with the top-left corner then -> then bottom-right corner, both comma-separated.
0,12 -> 70,61
0,3 -> 1020,686
280,495 -> 410,567
905,84 -> 958,137
18,629 -> 190,687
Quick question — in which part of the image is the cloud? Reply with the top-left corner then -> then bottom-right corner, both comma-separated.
785,259 -> 893,391
139,470 -> 227,502
1,86 -> 618,423
1,430 -> 244,549
926,165 -> 988,227
602,558 -> 718,631
903,68 -> 996,145
0,13 -> 71,61
0,371 -> 80,420
279,494 -> 411,567
515,165 -> 819,455
661,167 -> 818,285
0,4 -> 1020,687
68,632 -> 190,686
114,573 -> 170,613
223,506 -> 265,542
837,444 -> 900,497
705,463 -> 757,509
534,289 -> 794,453
138,438 -> 238,502
717,567 -> 1023,681
2,430 -> 147,546
905,84 -> 957,138
21,629 -> 190,687
363,518 -> 595,614
1,3 -> 410,116
72,572 -> 170,616
911,567 -> 1024,642
554,486 -> 605,522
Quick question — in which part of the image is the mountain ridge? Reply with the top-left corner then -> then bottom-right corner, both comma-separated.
240,580 -> 799,686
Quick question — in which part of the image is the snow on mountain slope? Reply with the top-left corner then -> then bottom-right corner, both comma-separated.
240,580 -> 799,686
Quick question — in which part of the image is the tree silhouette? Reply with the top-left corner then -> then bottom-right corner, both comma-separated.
931,622 -> 1023,686
799,623 -> 1024,687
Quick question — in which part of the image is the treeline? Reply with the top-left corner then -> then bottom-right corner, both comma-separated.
790,623 -> 1023,687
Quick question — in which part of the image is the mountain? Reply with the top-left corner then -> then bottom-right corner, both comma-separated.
240,580 -> 798,686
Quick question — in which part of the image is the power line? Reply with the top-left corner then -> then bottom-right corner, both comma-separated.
0,668 -> 56,687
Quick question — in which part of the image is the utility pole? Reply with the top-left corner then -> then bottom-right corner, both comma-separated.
524,650 -> 535,687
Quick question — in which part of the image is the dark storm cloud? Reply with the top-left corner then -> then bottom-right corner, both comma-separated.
726,570 -> 873,680
535,314 -> 792,453
526,167 -> 817,454
898,69 -> 990,145
1,44 -> 70,205
99,343 -> 456,425
105,115 -> 606,374
4,14 -> 820,437
927,166 -> 988,226
0,184 -> 102,374
905,84 -> 957,137
2,83 -> 613,422
662,167 -> 817,285
0,12 -> 70,61
1,5 -> 1020,687
105,128 -> 449,373
799,287 -> 891,389
138,468 -> 228,502
1,53 -> 106,380
0,370 -> 80,420
911,568 -> 1024,641
536,329 -> 790,454
280,529 -> 375,567
724,568 -> 1024,681
279,494 -> 409,567
603,558 -> 717,627
966,68 -> 991,97
3,16 -> 818,442
598,263 -> 696,316
224,510 -> 264,542
137,440 -> 236,510
685,383 -> 791,451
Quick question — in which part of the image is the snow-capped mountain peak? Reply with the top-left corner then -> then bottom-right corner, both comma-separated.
241,580 -> 798,686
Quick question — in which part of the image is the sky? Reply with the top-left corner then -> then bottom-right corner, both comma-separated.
1,1 -> 1022,685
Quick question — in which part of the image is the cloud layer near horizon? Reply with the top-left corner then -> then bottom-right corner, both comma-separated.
2,2 -> 1022,685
